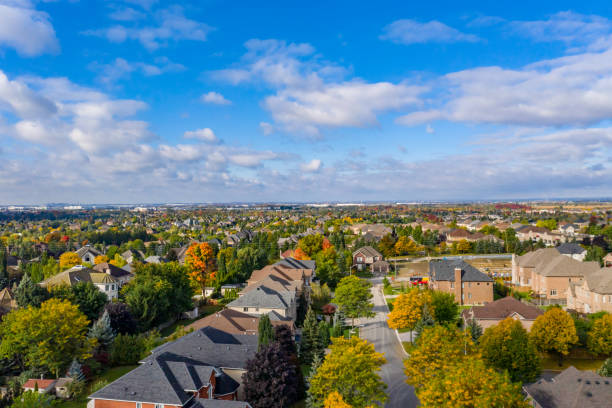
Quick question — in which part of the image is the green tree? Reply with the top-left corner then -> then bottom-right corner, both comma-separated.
414,303 -> 435,341
466,317 -> 483,343
587,314 -> 612,356
598,358 -> 612,377
9,391 -> 55,408
480,318 -> 540,383
52,281 -> 108,322
258,314 -> 274,351
15,274 -> 50,308
431,290 -> 459,325
311,282 -> 332,312
333,276 -> 374,328
300,308 -> 321,365
530,308 -> 578,365
309,337 -> 387,408
88,310 -> 116,351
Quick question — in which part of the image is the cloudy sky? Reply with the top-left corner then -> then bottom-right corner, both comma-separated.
1,0 -> 612,204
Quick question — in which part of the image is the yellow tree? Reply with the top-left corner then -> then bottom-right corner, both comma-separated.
325,392 -> 352,408
387,289 -> 432,342
404,325 -> 476,388
394,236 -> 419,255
185,242 -> 216,298
59,252 -> 81,270
94,255 -> 109,265
456,240 -> 471,253
309,337 -> 387,408
530,307 -> 578,365
587,314 -> 612,356
417,356 -> 529,408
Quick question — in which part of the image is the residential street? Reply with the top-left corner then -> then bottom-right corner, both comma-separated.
358,279 -> 419,408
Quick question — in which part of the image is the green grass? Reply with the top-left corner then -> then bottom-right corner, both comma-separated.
540,353 -> 606,372
386,299 -> 395,311
55,365 -> 138,408
343,327 -> 360,339
160,304 -> 223,337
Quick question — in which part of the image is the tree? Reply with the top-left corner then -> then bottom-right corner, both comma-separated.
387,289 -> 432,342
67,359 -> 85,382
296,290 -> 308,326
417,356 -> 529,408
14,274 -> 49,308
530,308 -> 578,365
9,391 -> 55,408
298,235 -> 325,258
404,326 -> 476,388
456,240 -> 471,254
414,303 -> 435,341
587,314 -> 612,356
257,314 -> 274,351
293,247 -> 310,261
431,290 -> 458,325
394,236 -> 420,255
104,302 -> 137,334
306,352 -> 323,408
300,308 -> 321,365
311,282 -> 332,312
243,342 -> 299,408
0,298 -> 94,377
480,317 -> 540,383
59,252 -> 81,270
93,255 -> 109,265
88,310 -> 116,351
466,317 -> 483,343
309,337 -> 387,408
52,281 -> 108,322
275,324 -> 305,400
185,242 -> 216,298
318,320 -> 331,349
598,358 -> 612,377
334,276 -> 374,328
324,392 -> 352,408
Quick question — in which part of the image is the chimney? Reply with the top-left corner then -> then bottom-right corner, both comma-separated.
454,268 -> 462,305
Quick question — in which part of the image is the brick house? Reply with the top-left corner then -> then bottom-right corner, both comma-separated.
352,246 -> 383,271
461,296 -> 543,331
512,248 -> 600,305
428,259 -> 494,305
566,267 -> 612,313
88,327 -> 256,407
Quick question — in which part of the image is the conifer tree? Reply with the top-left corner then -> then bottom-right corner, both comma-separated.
305,352 -> 323,408
300,308 -> 320,365
414,303 -> 435,341
67,359 -> 85,382
257,314 -> 274,351
467,317 -> 483,343
88,310 -> 116,350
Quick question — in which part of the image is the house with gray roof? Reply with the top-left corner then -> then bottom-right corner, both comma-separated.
353,246 -> 384,271
226,285 -> 296,320
556,243 -> 587,261
89,326 -> 256,407
75,245 -> 102,264
524,366 -> 612,408
567,266 -> 612,314
429,259 -> 494,305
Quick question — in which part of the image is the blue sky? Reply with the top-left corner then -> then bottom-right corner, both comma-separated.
1,0 -> 612,204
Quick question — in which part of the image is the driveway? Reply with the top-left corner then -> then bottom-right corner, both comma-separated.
357,278 -> 419,408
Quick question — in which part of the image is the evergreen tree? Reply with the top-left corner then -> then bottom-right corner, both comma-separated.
243,342 -> 299,408
300,308 -> 320,365
414,303 -> 435,341
257,314 -> 274,351
318,320 -> 330,349
598,357 -> 612,377
305,352 -> 323,408
0,242 -> 8,290
14,273 -> 50,308
330,310 -> 345,337
88,310 -> 116,350
67,359 -> 85,382
296,291 -> 308,326
467,317 -> 483,343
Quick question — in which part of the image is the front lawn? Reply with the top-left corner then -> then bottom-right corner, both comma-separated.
343,327 -> 360,339
539,353 -> 606,372
55,365 -> 138,408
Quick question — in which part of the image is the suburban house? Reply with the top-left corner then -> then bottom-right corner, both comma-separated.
461,296 -> 543,331
428,259 -> 494,305
556,242 -> 587,261
566,267 -> 612,313
371,260 -> 390,276
169,245 -> 190,264
512,248 -> 600,305
348,224 -> 392,240
88,326 -> 257,407
40,265 -> 119,300
76,245 -> 103,264
185,308 -> 295,335
515,226 -> 566,246
92,262 -> 133,287
353,246 -> 384,271
226,284 -> 297,320
0,287 -> 18,316
559,223 -> 579,237
273,257 -> 316,274
523,366 -> 612,408
444,229 -> 502,244
22,379 -> 56,394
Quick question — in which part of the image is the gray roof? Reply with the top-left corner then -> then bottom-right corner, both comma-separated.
524,366 -> 612,408
75,245 -> 102,258
196,399 -> 252,408
227,286 -> 294,310
90,352 -> 236,405
556,243 -> 587,255
275,257 -> 316,270
429,259 -> 493,282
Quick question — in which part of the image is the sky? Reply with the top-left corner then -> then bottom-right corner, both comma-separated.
1,0 -> 612,204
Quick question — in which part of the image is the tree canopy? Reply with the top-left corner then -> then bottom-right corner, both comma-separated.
530,308 -> 578,362
333,276 -> 374,327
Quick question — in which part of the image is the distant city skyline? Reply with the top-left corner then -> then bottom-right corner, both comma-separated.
1,1 -> 611,203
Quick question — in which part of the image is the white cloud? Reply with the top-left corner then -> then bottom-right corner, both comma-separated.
229,151 -> 281,167
300,159 -> 321,172
380,19 -> 479,44
397,47 -> 612,127
85,6 -> 213,51
200,91 -> 231,105
0,0 -> 59,56
260,122 -> 274,135
183,128 -> 218,143
213,39 -> 424,135
109,7 -> 146,21
91,57 -> 185,84
425,124 -> 434,134
159,144 -> 204,162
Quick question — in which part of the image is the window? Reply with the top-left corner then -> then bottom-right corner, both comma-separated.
105,285 -> 109,291
468,282 -> 471,288
243,307 -> 249,312
136,404 -> 142,408
477,282 -> 480,286
155,404 -> 162,408
450,282 -> 454,289
550,289 -> 557,296
462,283 -> 465,289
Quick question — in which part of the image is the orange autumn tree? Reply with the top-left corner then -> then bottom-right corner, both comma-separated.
185,242 -> 217,298
322,237 -> 333,251
293,247 -> 310,260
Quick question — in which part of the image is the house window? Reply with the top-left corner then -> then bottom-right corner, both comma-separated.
136,404 -> 142,408
462,283 -> 465,289
111,284 -> 115,290
243,307 -> 249,312
450,282 -> 454,289
550,289 -> 557,296
477,282 -> 480,285
155,404 -> 162,408
468,293 -> 472,299
105,285 -> 109,291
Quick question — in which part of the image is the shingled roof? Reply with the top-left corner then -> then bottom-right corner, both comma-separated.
226,285 -> 294,310
185,309 -> 292,335
556,243 -> 587,255
516,248 -> 599,277
462,296 -> 543,320
274,257 -> 316,271
524,366 -> 612,408
429,259 -> 493,282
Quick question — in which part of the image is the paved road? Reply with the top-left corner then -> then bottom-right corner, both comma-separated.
358,279 -> 419,408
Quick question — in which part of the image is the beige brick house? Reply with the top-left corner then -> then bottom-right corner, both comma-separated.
567,267 -> 612,313
461,296 -> 543,331
429,259 -> 494,305
511,248 -> 599,305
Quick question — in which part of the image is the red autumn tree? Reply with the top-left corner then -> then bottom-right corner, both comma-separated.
322,237 -> 333,251
185,242 -> 216,298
